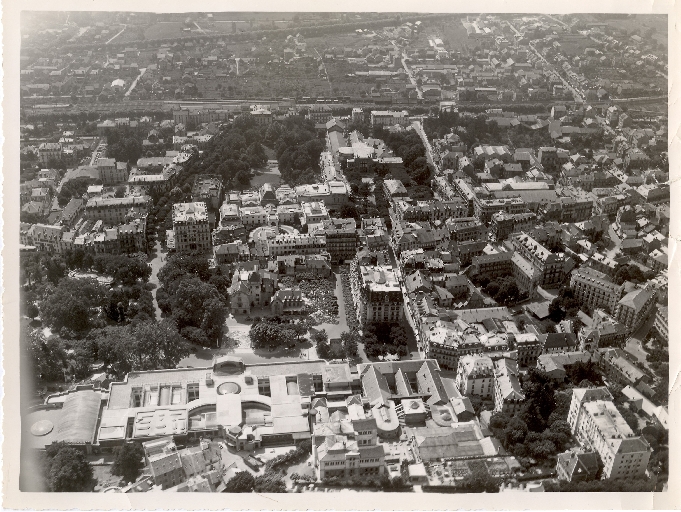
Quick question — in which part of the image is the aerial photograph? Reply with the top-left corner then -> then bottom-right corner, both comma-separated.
17,11 -> 669,494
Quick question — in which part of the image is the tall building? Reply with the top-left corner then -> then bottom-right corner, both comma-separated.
568,387 -> 651,479
570,267 -> 624,315
614,288 -> 656,332
320,218 -> 358,264
350,263 -> 403,325
454,355 -> 495,398
172,202 -> 211,253
511,232 -> 565,288
85,196 -> 150,225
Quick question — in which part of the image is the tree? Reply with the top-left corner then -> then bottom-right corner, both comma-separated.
44,444 -> 93,492
460,463 -> 500,493
111,442 -> 145,483
95,320 -> 190,378
170,277 -> 228,343
26,330 -> 67,382
224,471 -> 256,492
253,472 -> 287,492
39,278 -> 108,333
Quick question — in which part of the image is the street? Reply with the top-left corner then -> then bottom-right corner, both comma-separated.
147,240 -> 166,320
623,313 -> 656,372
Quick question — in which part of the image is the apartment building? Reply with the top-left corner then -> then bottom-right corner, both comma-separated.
191,176 -> 223,210
614,287 -> 656,332
301,201 -> 330,225
511,232 -> 565,288
97,158 -> 128,185
24,224 -> 66,253
455,355 -> 495,398
351,264 -> 403,326
470,251 -> 513,279
493,357 -> 525,414
514,332 -> 543,367
38,142 -> 62,164
474,197 -> 526,225
321,218 -> 358,264
445,217 -> 487,243
370,110 -> 409,127
239,206 -> 269,227
490,211 -> 537,242
172,202 -> 211,253
568,387 -> 651,479
267,234 -> 327,257
570,267 -> 624,315
85,196 -> 150,225
653,305 -> 668,341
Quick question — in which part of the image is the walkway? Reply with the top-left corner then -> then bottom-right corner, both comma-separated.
125,68 -> 147,97
105,25 -> 126,45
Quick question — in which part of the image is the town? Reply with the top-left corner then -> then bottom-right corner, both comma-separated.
19,12 -> 669,495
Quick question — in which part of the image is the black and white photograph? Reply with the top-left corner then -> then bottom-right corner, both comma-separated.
4,3 -> 679,509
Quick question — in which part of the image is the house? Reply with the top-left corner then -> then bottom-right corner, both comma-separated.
556,449 -> 600,483
270,288 -> 305,316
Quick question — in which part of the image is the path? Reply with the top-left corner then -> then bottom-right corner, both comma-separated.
314,48 -> 333,96
193,22 -> 207,35
105,25 -> 126,45
125,68 -> 147,97
148,240 -> 166,320
624,313 -> 656,369
412,120 -> 439,175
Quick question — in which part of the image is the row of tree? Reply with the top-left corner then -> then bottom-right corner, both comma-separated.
156,252 -> 229,347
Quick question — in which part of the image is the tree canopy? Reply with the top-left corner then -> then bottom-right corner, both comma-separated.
43,443 -> 93,492
95,319 -> 190,379
111,442 -> 145,483
39,278 -> 108,333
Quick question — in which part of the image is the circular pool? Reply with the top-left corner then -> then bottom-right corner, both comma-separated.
217,382 -> 242,395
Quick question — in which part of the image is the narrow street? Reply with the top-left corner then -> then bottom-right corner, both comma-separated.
147,240 -> 166,320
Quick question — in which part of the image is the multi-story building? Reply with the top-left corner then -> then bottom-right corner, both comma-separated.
511,232 -> 565,288
239,206 -> 269,227
370,110 -> 409,127
85,196 -> 150,225
470,251 -> 513,279
25,224 -> 66,253
351,264 -> 403,326
596,348 -> 645,388
455,355 -> 495,398
172,202 -> 211,253
420,318 -> 511,371
275,204 -> 302,224
313,397 -> 386,481
653,305 -> 668,341
295,181 -> 349,210
301,201 -> 330,225
570,268 -> 624,315
445,217 -> 486,243
490,212 -> 537,242
614,288 -> 656,332
474,197 -> 526,225
514,332 -> 543,367
267,234 -> 327,257
307,105 -> 333,124
191,176 -> 223,210
97,158 -> 128,185
38,142 -> 62,164
568,387 -> 651,479
320,218 -> 357,264
493,357 -> 525,414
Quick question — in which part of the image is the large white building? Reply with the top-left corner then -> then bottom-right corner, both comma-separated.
570,268 -> 624,315
454,354 -> 495,398
172,202 -> 211,253
370,110 -> 410,127
267,234 -> 326,257
351,264 -> 403,325
568,387 -> 651,480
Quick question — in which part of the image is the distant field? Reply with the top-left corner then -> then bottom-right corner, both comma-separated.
437,18 -> 473,52
598,14 -> 668,47
143,22 -> 185,40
